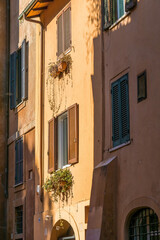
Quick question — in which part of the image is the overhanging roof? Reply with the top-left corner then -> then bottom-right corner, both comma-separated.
18,0 -> 53,20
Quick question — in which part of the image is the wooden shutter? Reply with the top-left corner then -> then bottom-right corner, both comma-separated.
21,39 -> 28,100
112,81 -> 121,147
64,7 -> 71,51
111,74 -> 130,147
120,74 -> 130,143
48,118 -> 57,172
104,0 -> 112,29
57,14 -> 63,56
68,104 -> 78,164
10,52 -> 17,109
125,0 -> 137,12
119,0 -> 124,18
16,49 -> 21,105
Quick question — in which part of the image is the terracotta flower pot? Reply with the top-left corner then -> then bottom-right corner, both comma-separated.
58,61 -> 67,72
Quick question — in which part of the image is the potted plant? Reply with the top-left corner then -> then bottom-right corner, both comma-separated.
43,168 -> 74,203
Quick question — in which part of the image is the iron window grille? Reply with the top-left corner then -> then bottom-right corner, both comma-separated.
15,206 -> 23,234
129,208 -> 160,240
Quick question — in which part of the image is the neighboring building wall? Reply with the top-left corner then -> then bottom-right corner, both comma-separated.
33,0 -> 98,239
101,0 -> 160,239
0,1 -> 7,239
7,0 -> 36,239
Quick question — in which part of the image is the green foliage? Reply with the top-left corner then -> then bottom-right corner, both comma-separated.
43,168 -> 74,202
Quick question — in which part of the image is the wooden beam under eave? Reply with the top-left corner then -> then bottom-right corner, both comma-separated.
39,0 -> 53,3
33,6 -> 48,11
27,14 -> 40,18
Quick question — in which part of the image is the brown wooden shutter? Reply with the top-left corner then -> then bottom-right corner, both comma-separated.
48,118 -> 57,172
64,7 -> 71,51
68,104 -> 78,164
57,14 -> 63,56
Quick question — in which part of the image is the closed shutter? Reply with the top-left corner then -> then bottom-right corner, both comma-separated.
21,39 -> 27,100
48,118 -> 57,172
10,52 -> 17,109
104,0 -> 112,28
68,104 -> 78,164
112,0 -> 117,23
57,14 -> 63,56
120,74 -> 130,143
16,49 -> 21,104
119,0 -> 124,18
15,138 -> 23,184
112,81 -> 121,147
125,0 -> 137,11
111,74 -> 130,147
64,7 -> 71,51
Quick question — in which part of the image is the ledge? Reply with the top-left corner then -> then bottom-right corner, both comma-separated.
108,140 -> 131,152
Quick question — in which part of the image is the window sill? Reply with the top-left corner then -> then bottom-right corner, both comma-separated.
15,100 -> 26,113
14,182 -> 25,192
104,12 -> 130,31
109,140 -> 131,152
57,46 -> 72,60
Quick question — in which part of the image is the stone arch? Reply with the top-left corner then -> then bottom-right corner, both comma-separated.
50,208 -> 80,240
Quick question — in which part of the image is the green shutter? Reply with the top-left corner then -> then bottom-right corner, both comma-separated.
119,0 -> 124,18
10,52 -> 17,109
120,74 -> 130,143
112,74 -> 130,147
104,0 -> 112,29
112,80 -> 121,147
16,48 -> 21,105
21,39 -> 27,100
57,14 -> 63,56
64,7 -> 71,51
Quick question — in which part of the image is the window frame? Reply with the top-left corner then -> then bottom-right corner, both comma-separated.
111,73 -> 130,148
103,0 -> 137,29
128,208 -> 160,240
10,39 -> 28,110
48,104 -> 78,172
57,3 -> 71,58
137,70 -> 147,103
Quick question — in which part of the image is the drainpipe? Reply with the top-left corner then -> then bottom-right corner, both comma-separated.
5,0 -> 10,200
23,14 -> 44,199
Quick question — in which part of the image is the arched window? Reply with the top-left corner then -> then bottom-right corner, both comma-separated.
129,208 -> 160,240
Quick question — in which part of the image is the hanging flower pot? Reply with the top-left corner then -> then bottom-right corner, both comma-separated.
58,61 -> 67,72
49,64 -> 58,78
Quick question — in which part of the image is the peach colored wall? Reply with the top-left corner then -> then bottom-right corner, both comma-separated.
102,0 -> 160,239
34,0 -> 98,239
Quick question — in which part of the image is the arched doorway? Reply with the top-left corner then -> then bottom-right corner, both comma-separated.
50,219 -> 75,240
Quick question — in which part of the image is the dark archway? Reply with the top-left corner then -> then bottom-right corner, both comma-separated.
50,219 -> 75,240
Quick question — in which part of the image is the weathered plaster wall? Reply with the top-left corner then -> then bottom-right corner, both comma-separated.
34,0 -> 100,238
102,0 -> 160,239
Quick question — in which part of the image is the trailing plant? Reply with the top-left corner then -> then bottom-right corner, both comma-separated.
48,54 -> 72,78
43,168 -> 74,203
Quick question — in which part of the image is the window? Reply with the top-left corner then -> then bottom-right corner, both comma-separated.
103,0 -> 137,28
48,104 -> 78,172
129,208 -> 160,240
137,71 -> 147,102
57,5 -> 71,57
15,205 -> 23,234
15,138 -> 23,185
111,74 -> 130,147
10,39 -> 28,109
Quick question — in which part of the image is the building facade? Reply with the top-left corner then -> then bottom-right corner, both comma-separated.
87,0 -> 160,239
7,0 -> 36,239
